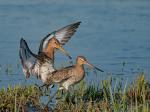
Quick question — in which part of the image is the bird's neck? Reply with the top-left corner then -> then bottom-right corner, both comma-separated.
75,63 -> 84,75
45,46 -> 55,61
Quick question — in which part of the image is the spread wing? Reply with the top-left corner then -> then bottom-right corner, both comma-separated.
38,21 -> 81,53
19,38 -> 38,78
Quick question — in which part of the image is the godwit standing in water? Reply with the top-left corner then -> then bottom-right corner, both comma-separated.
19,22 -> 81,85
46,56 -> 103,92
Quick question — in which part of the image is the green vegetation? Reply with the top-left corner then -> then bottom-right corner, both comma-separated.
0,74 -> 149,112
54,74 -> 150,112
0,85 -> 44,111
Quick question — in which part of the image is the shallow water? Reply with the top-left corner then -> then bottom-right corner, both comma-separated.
0,0 -> 150,87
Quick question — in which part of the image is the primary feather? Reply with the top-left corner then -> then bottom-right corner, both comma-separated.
38,22 -> 81,54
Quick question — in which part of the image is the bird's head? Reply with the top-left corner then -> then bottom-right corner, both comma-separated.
77,56 -> 104,72
48,37 -> 72,59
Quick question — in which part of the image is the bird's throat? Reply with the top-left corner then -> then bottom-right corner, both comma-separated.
75,64 -> 84,75
45,46 -> 55,61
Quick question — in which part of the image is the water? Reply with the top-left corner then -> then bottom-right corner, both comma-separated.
0,0 -> 150,87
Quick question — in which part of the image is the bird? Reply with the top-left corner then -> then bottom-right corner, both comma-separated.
19,38 -> 70,84
46,56 -> 104,91
19,22 -> 81,85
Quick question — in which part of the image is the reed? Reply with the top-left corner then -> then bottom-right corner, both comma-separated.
0,85 -> 43,111
0,73 -> 149,112
53,74 -> 150,112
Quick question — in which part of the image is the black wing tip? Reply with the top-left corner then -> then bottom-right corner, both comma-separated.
20,37 -> 25,42
20,37 -> 26,44
65,21 -> 81,33
74,21 -> 82,24
78,21 -> 82,24
74,21 -> 82,25
72,21 -> 81,27
19,38 -> 30,52
20,38 -> 26,47
66,21 -> 81,29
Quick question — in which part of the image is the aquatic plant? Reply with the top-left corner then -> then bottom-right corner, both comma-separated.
0,74 -> 149,112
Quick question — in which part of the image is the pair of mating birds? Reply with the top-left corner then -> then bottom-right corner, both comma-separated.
19,21 -> 103,92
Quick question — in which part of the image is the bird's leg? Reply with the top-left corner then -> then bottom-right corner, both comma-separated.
34,84 -> 42,90
59,89 -> 65,98
42,85 -> 49,93
43,84 -> 53,93
61,89 -> 64,95
46,90 -> 59,106
51,90 -> 59,99
37,84 -> 47,92
69,86 -> 74,94
67,86 -> 74,99
55,87 -> 64,99
46,85 -> 49,91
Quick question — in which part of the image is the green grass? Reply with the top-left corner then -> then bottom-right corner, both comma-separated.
0,85 -> 43,111
54,74 -> 150,112
0,74 -> 149,112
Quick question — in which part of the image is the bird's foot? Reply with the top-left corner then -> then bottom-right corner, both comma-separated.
46,90 -> 59,106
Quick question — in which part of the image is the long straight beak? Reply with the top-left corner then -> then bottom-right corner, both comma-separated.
85,61 -> 104,72
57,45 -> 72,59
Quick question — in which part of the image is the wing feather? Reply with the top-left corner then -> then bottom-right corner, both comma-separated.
51,66 -> 74,83
19,38 -> 38,78
38,22 -> 81,53
55,22 -> 81,45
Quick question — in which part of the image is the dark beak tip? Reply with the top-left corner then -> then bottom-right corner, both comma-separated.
98,69 -> 104,72
101,70 -> 104,72
94,67 -> 104,72
68,56 -> 72,60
